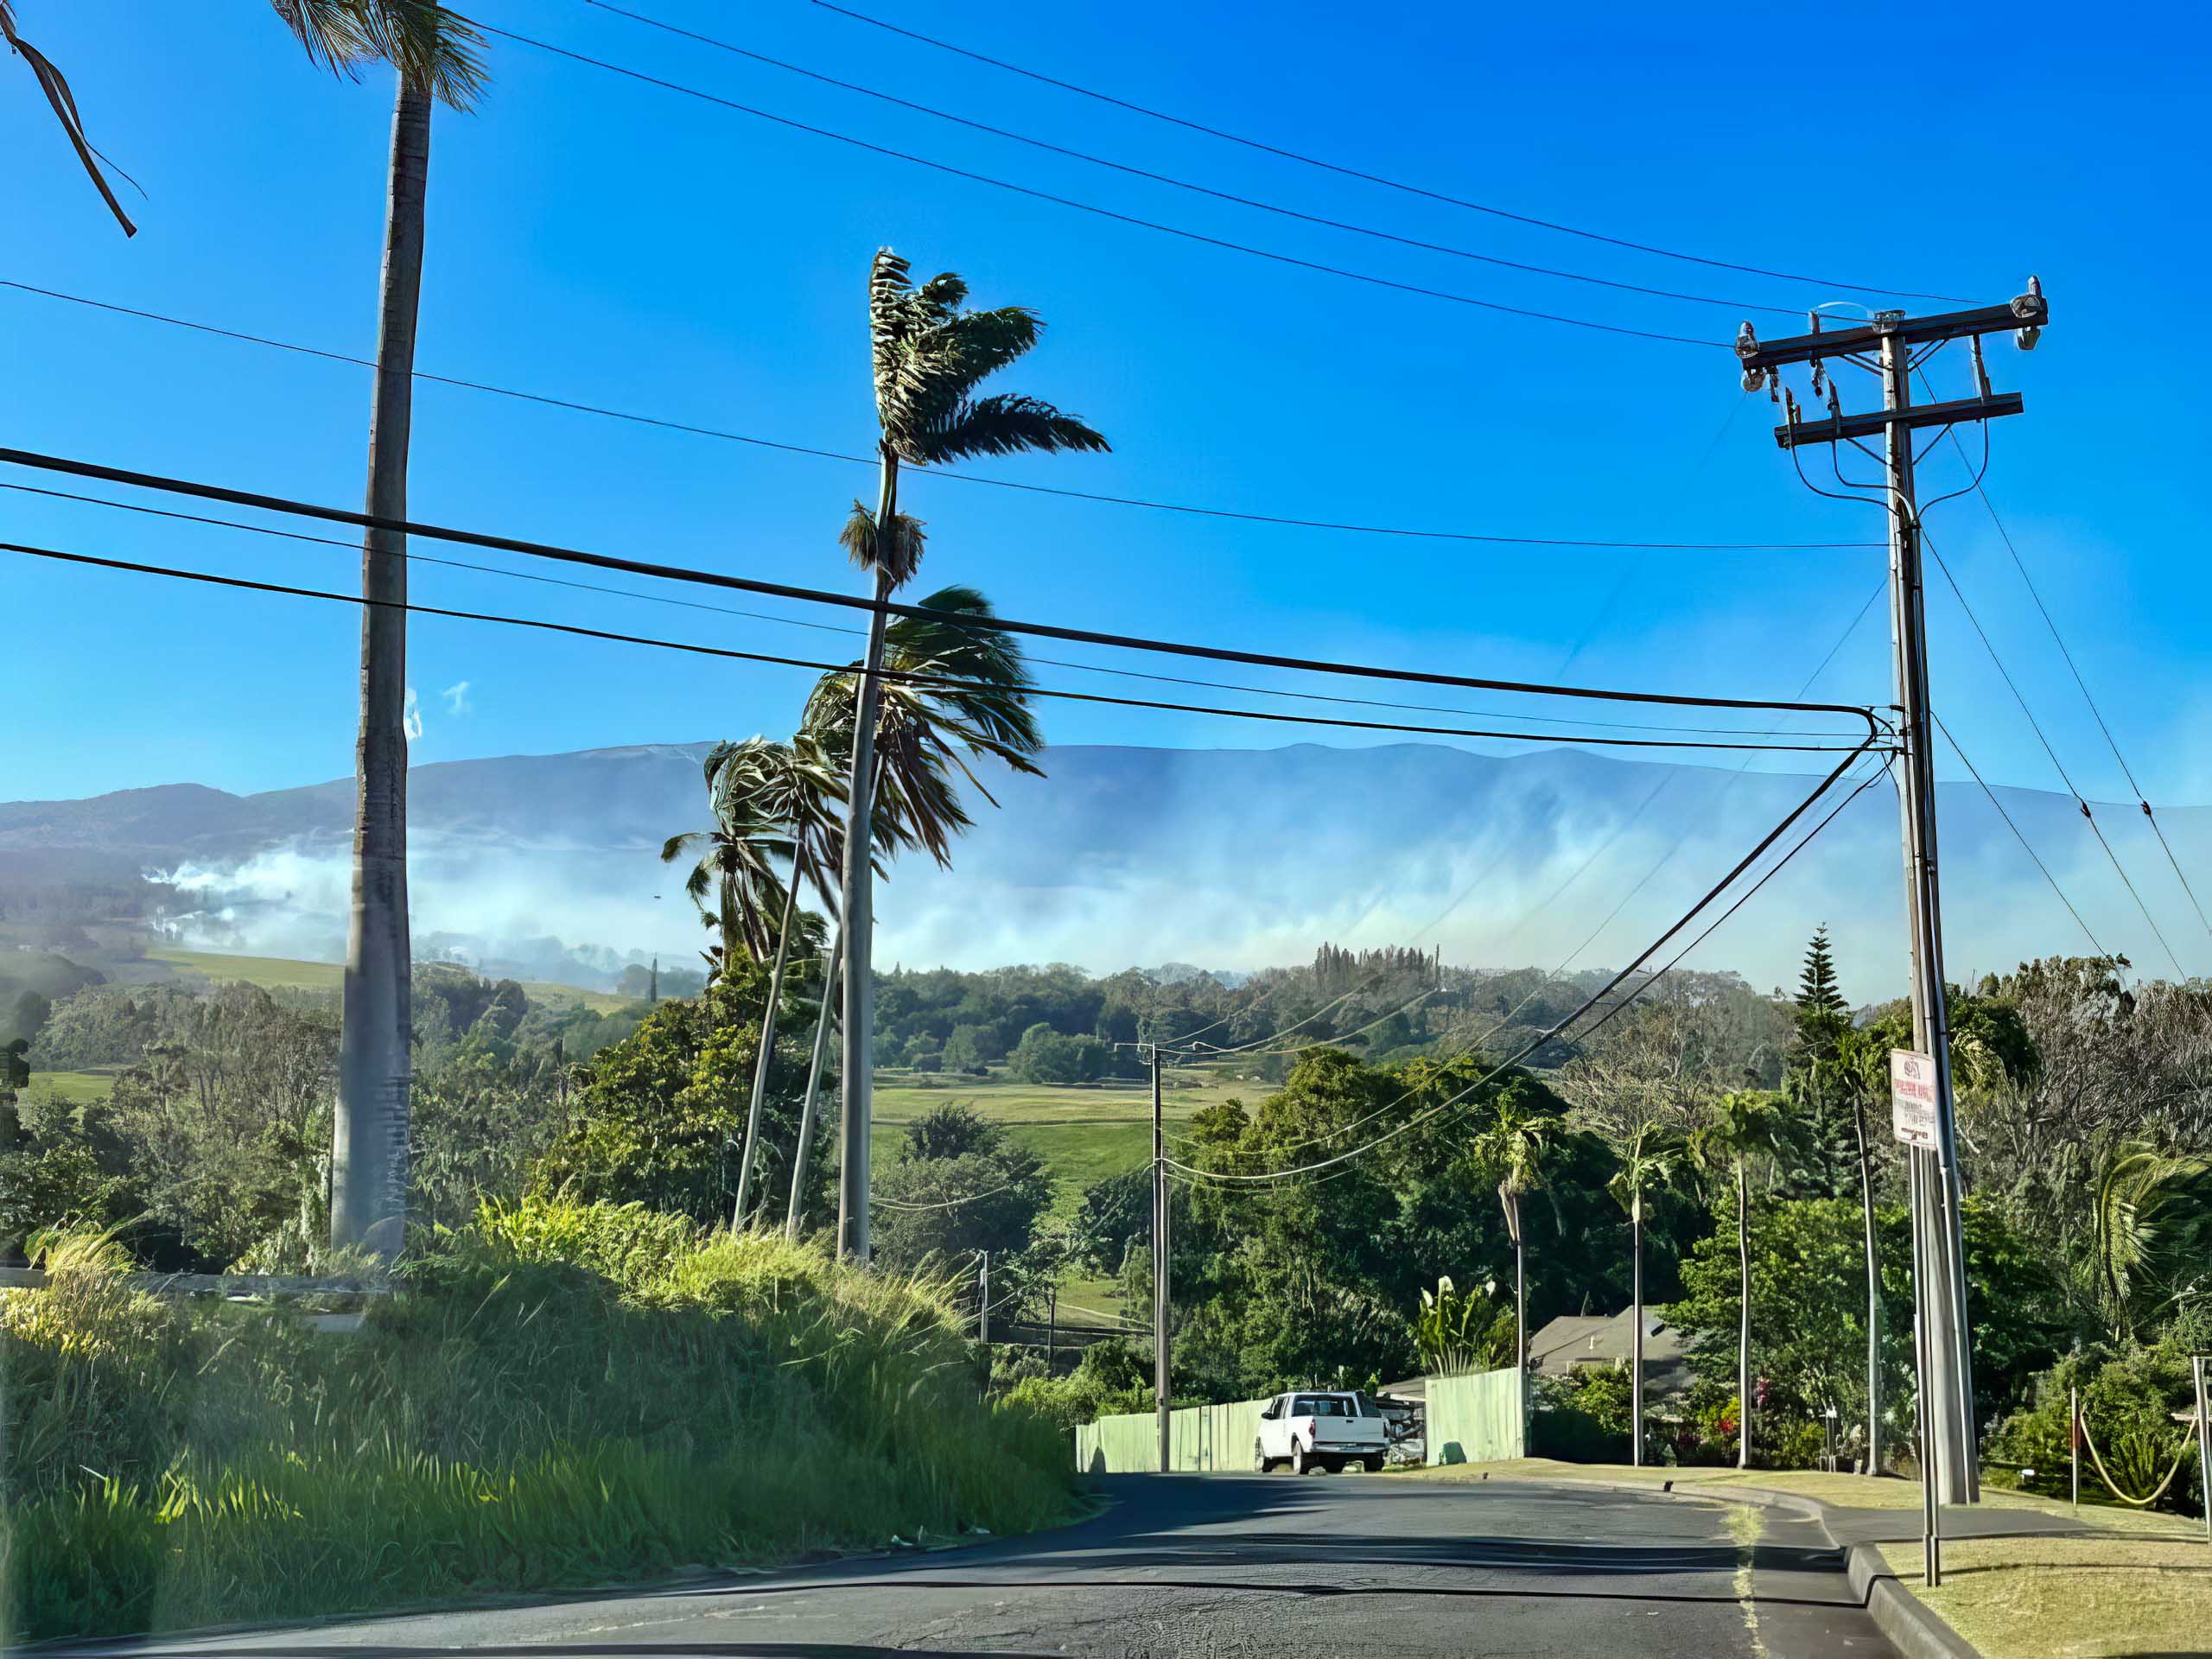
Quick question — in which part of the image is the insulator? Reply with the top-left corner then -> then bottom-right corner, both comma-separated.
1810,359 -> 1827,397
1741,367 -> 1766,392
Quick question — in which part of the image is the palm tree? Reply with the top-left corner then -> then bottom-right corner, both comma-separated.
271,1 -> 486,1262
2088,1142 -> 2212,1340
833,250 -> 1108,1262
3,3 -> 137,234
1691,1090 -> 1808,1469
708,736 -> 843,1228
1469,1085 -> 1559,1421
1605,1122 -> 1683,1467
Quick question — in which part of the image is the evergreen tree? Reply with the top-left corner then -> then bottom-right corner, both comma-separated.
1796,927 -> 1846,1015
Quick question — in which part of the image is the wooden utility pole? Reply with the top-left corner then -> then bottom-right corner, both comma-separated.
1152,1044 -> 1170,1473
1737,281 -> 2048,1511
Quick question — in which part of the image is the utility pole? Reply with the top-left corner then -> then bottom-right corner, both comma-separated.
2193,1356 -> 2209,1548
1737,281 -> 2047,1509
978,1249 -> 989,1348
1151,1043 -> 1170,1474
1046,1283 -> 1058,1375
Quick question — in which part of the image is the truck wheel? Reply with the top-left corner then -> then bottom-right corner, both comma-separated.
1291,1441 -> 1313,1475
1254,1440 -> 1273,1472
1363,1455 -> 1386,1473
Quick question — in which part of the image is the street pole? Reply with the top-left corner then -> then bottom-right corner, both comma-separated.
2070,1383 -> 2080,1514
1736,283 -> 2047,1507
2193,1356 -> 2209,1547
1630,1198 -> 1643,1468
1910,1149 -> 1941,1587
1152,1044 -> 1170,1474
1879,327 -> 1980,1507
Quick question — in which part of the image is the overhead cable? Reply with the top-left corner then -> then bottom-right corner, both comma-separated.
0,538 -> 1866,753
1932,713 -> 2112,959
475,22 -> 1727,348
1167,741 -> 1878,1183
1921,531 -> 2186,976
0,480 -> 1854,740
0,279 -> 1885,552
803,0 -> 1975,305
589,0 -> 1807,318
0,444 -> 1885,737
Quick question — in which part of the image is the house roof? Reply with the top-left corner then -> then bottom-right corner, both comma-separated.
1526,1310 -> 1691,1376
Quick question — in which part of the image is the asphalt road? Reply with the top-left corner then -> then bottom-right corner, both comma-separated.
82,1473 -> 1899,1659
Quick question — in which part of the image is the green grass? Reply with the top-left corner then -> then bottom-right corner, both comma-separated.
24,1067 -> 122,1103
0,1205 -> 1077,1643
146,947 -> 347,991
143,948 -> 628,1011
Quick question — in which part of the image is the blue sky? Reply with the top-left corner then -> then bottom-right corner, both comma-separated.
3,0 -> 2207,826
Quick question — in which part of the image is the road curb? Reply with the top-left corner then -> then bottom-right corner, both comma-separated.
1845,1541 -> 1980,1659
1503,1474 -> 1984,1659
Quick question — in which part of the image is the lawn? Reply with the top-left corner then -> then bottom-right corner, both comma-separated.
148,947 -> 346,992
1878,1531 -> 2211,1658
871,1068 -> 1258,1214
24,1068 -> 123,1104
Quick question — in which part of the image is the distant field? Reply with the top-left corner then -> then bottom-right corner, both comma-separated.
148,948 -> 346,991
26,1067 -> 122,1103
870,1068 -> 1269,1217
143,948 -> 631,1012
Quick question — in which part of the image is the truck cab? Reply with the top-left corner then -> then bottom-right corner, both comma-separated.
1255,1389 -> 1389,1474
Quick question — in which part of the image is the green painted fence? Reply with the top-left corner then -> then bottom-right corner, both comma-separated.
1073,1369 -> 1522,1471
1075,1395 -> 1268,1472
1425,1367 -> 1523,1465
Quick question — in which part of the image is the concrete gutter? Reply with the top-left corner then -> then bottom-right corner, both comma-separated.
1515,1476 -> 1985,1659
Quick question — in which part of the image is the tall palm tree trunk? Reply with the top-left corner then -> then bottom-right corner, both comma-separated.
1853,1096 -> 1883,1474
786,925 -> 842,1240
1737,1165 -> 1752,1469
333,78 -> 428,1262
1630,1199 -> 1644,1467
836,447 -> 898,1262
733,855 -> 804,1227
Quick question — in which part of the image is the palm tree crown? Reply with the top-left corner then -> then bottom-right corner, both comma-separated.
804,584 -> 1044,869
270,0 -> 486,105
661,736 -> 842,963
867,250 -> 1110,477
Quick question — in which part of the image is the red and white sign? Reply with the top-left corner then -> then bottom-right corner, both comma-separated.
1890,1048 -> 1939,1148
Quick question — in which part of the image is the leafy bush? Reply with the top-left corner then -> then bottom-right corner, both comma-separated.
1986,1341 -> 2204,1517
1,1200 -> 1075,1642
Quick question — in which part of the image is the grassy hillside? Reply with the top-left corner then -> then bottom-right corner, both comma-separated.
3,1203 -> 1076,1642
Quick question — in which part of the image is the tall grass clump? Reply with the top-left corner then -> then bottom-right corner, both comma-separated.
2,1201 -> 1074,1642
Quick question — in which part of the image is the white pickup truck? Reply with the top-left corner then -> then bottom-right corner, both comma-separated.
1253,1389 -> 1389,1474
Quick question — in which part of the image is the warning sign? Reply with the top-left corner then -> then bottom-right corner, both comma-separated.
1891,1048 -> 1939,1148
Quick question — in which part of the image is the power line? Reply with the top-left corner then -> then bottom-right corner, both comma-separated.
589,0 -> 1807,319
1,279 -> 1885,553
1931,712 -> 2111,960
803,0 -> 1977,306
0,538 -> 1867,753
475,22 -> 1726,348
0,443 -> 1885,734
1920,531 -> 2186,976
1167,743 -> 1879,1183
1924,406 -> 2212,949
0,480 -> 1856,741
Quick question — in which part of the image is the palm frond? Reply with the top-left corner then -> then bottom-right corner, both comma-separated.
272,0 -> 487,108
913,392 -> 1109,463
840,502 -> 928,588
